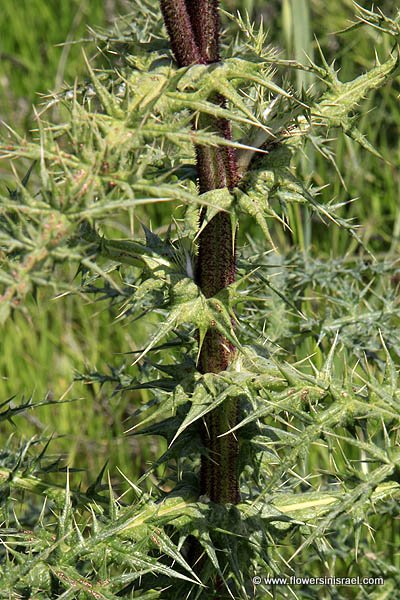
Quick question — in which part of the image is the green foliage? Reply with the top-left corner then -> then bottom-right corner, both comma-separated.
0,0 -> 110,127
1,2 -> 400,598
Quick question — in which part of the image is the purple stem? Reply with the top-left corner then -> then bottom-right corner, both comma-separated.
160,0 -> 240,504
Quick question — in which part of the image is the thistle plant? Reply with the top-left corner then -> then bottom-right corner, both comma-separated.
1,2 -> 400,598
160,0 -> 241,505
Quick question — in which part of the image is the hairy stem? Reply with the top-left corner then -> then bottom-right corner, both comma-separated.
160,0 -> 240,504
160,0 -> 203,66
185,0 -> 220,63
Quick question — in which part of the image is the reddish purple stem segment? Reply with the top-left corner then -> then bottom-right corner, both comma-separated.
159,0 -> 240,504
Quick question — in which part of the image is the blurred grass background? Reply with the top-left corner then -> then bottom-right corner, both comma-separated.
0,0 -> 399,488
0,0 -> 130,124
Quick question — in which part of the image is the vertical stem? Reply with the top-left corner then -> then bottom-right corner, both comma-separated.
185,0 -> 220,64
160,0 -> 203,66
160,0 -> 240,504
197,214 -> 240,504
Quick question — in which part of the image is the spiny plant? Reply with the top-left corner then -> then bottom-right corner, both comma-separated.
1,1 -> 400,598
